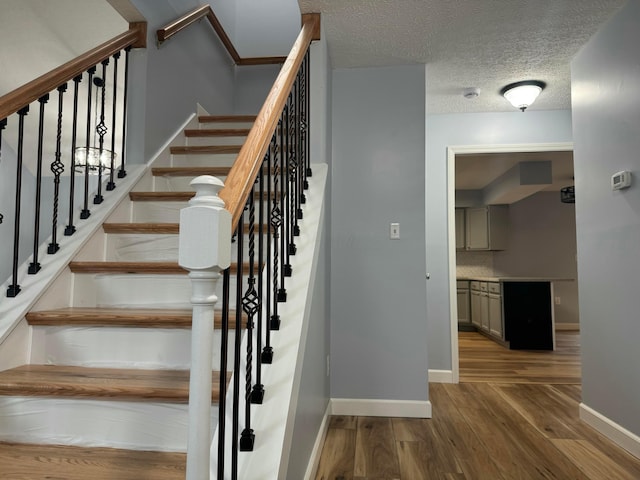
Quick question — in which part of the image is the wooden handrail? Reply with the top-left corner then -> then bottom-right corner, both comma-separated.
220,14 -> 320,228
0,24 -> 146,121
157,5 -> 286,66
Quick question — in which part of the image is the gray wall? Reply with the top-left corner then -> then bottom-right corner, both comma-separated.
129,0 -> 236,163
234,0 -> 299,57
331,65 -> 428,401
427,110 -> 573,370
571,0 -> 640,437
493,192 -> 579,324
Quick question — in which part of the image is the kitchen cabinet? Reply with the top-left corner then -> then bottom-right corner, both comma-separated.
488,282 -> 503,339
456,280 -> 471,328
455,208 -> 466,250
470,281 -> 488,331
465,205 -> 509,251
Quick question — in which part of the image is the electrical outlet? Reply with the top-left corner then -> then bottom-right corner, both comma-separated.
555,296 -> 561,305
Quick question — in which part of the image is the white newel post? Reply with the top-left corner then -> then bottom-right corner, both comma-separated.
178,175 -> 231,480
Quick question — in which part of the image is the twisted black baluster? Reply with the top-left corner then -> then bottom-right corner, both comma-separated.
80,66 -> 96,219
107,51 -> 120,191
304,51 -> 312,182
49,84 -> 67,254
283,98 -> 293,278
278,110 -> 289,298
232,219 -> 244,480
272,123 -> 284,327
94,60 -> 109,205
28,94 -> 49,275
253,156 -> 267,398
262,136 -> 276,360
7,106 -> 29,297
300,57 -> 308,204
65,75 -> 82,236
240,191 -> 258,451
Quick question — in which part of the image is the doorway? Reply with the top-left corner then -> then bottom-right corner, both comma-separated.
446,142 -> 577,383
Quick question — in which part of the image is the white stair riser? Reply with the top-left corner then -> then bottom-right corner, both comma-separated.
31,326 -> 235,370
71,274 -> 247,309
105,233 -> 264,262
185,136 -> 246,147
0,397 -> 215,452
167,153 -> 237,168
198,121 -> 254,129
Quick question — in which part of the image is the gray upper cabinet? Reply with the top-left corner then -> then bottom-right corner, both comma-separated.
465,205 -> 509,251
455,208 -> 466,250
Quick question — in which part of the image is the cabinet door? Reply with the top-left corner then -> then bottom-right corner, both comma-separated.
488,294 -> 503,338
466,207 -> 489,250
480,292 -> 489,331
457,289 -> 470,323
455,208 -> 466,250
470,291 -> 482,328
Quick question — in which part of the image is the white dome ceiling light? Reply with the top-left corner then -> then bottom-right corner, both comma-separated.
500,80 -> 546,111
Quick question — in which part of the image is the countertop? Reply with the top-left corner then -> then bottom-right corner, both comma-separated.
457,276 -> 575,283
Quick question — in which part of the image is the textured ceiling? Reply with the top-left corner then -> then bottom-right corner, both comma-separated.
299,0 -> 626,113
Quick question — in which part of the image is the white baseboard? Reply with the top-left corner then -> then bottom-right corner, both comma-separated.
556,323 -> 580,331
303,402 -> 331,480
428,369 -> 454,383
580,403 -> 640,459
330,398 -> 431,418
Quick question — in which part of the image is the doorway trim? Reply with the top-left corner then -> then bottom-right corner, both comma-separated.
447,142 -> 574,383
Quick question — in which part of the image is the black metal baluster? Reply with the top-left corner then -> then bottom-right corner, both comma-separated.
232,219 -> 244,480
7,106 -> 29,297
107,52 -> 120,191
263,137 -> 276,359
253,156 -> 267,396
28,94 -> 49,275
48,84 -> 67,255
304,51 -> 312,183
80,66 -> 96,219
94,60 -> 109,205
218,267 -> 231,480
0,118 -> 6,225
65,75 -> 82,236
283,99 -> 293,278
240,191 -> 258,451
118,47 -> 130,179
295,71 -> 305,222
271,126 -> 283,328
290,85 -> 302,243
278,112 -> 288,300
299,59 -> 308,204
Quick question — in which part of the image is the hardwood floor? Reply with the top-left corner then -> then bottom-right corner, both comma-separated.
315,331 -> 640,480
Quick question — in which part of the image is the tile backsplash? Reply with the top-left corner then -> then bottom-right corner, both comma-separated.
456,251 -> 494,277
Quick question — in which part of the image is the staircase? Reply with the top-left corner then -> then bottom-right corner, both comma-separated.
0,114 -> 257,477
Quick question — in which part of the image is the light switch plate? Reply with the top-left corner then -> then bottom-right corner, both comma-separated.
390,222 -> 400,239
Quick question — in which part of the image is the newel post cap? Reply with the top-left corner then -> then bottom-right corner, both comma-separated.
178,175 -> 232,270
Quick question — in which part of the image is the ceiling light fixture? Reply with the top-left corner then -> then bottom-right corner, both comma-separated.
500,80 -> 546,112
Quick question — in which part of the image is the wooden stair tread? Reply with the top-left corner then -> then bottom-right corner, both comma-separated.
152,166 -> 232,177
168,145 -> 242,155
0,442 -> 185,479
184,128 -> 250,137
129,191 -> 278,202
103,223 -> 179,234
68,261 -> 250,275
198,115 -> 256,123
0,365 -> 227,403
103,222 -> 271,235
26,307 -> 243,329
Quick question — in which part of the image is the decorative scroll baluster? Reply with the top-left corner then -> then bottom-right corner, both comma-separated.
262,137 -> 276,360
107,52 -> 120,191
253,157 -> 267,397
28,94 -> 49,275
0,118 -> 6,225
7,106 -> 29,297
118,47 -> 131,179
48,84 -> 67,254
65,75 -> 82,236
272,122 -> 284,326
80,66 -> 96,219
94,60 -> 109,205
240,189 -> 258,451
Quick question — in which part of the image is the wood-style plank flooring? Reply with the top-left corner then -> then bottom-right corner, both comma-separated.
315,331 -> 640,480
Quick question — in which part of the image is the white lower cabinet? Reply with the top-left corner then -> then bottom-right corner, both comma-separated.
470,282 -> 482,329
488,282 -> 503,339
468,280 -> 504,340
